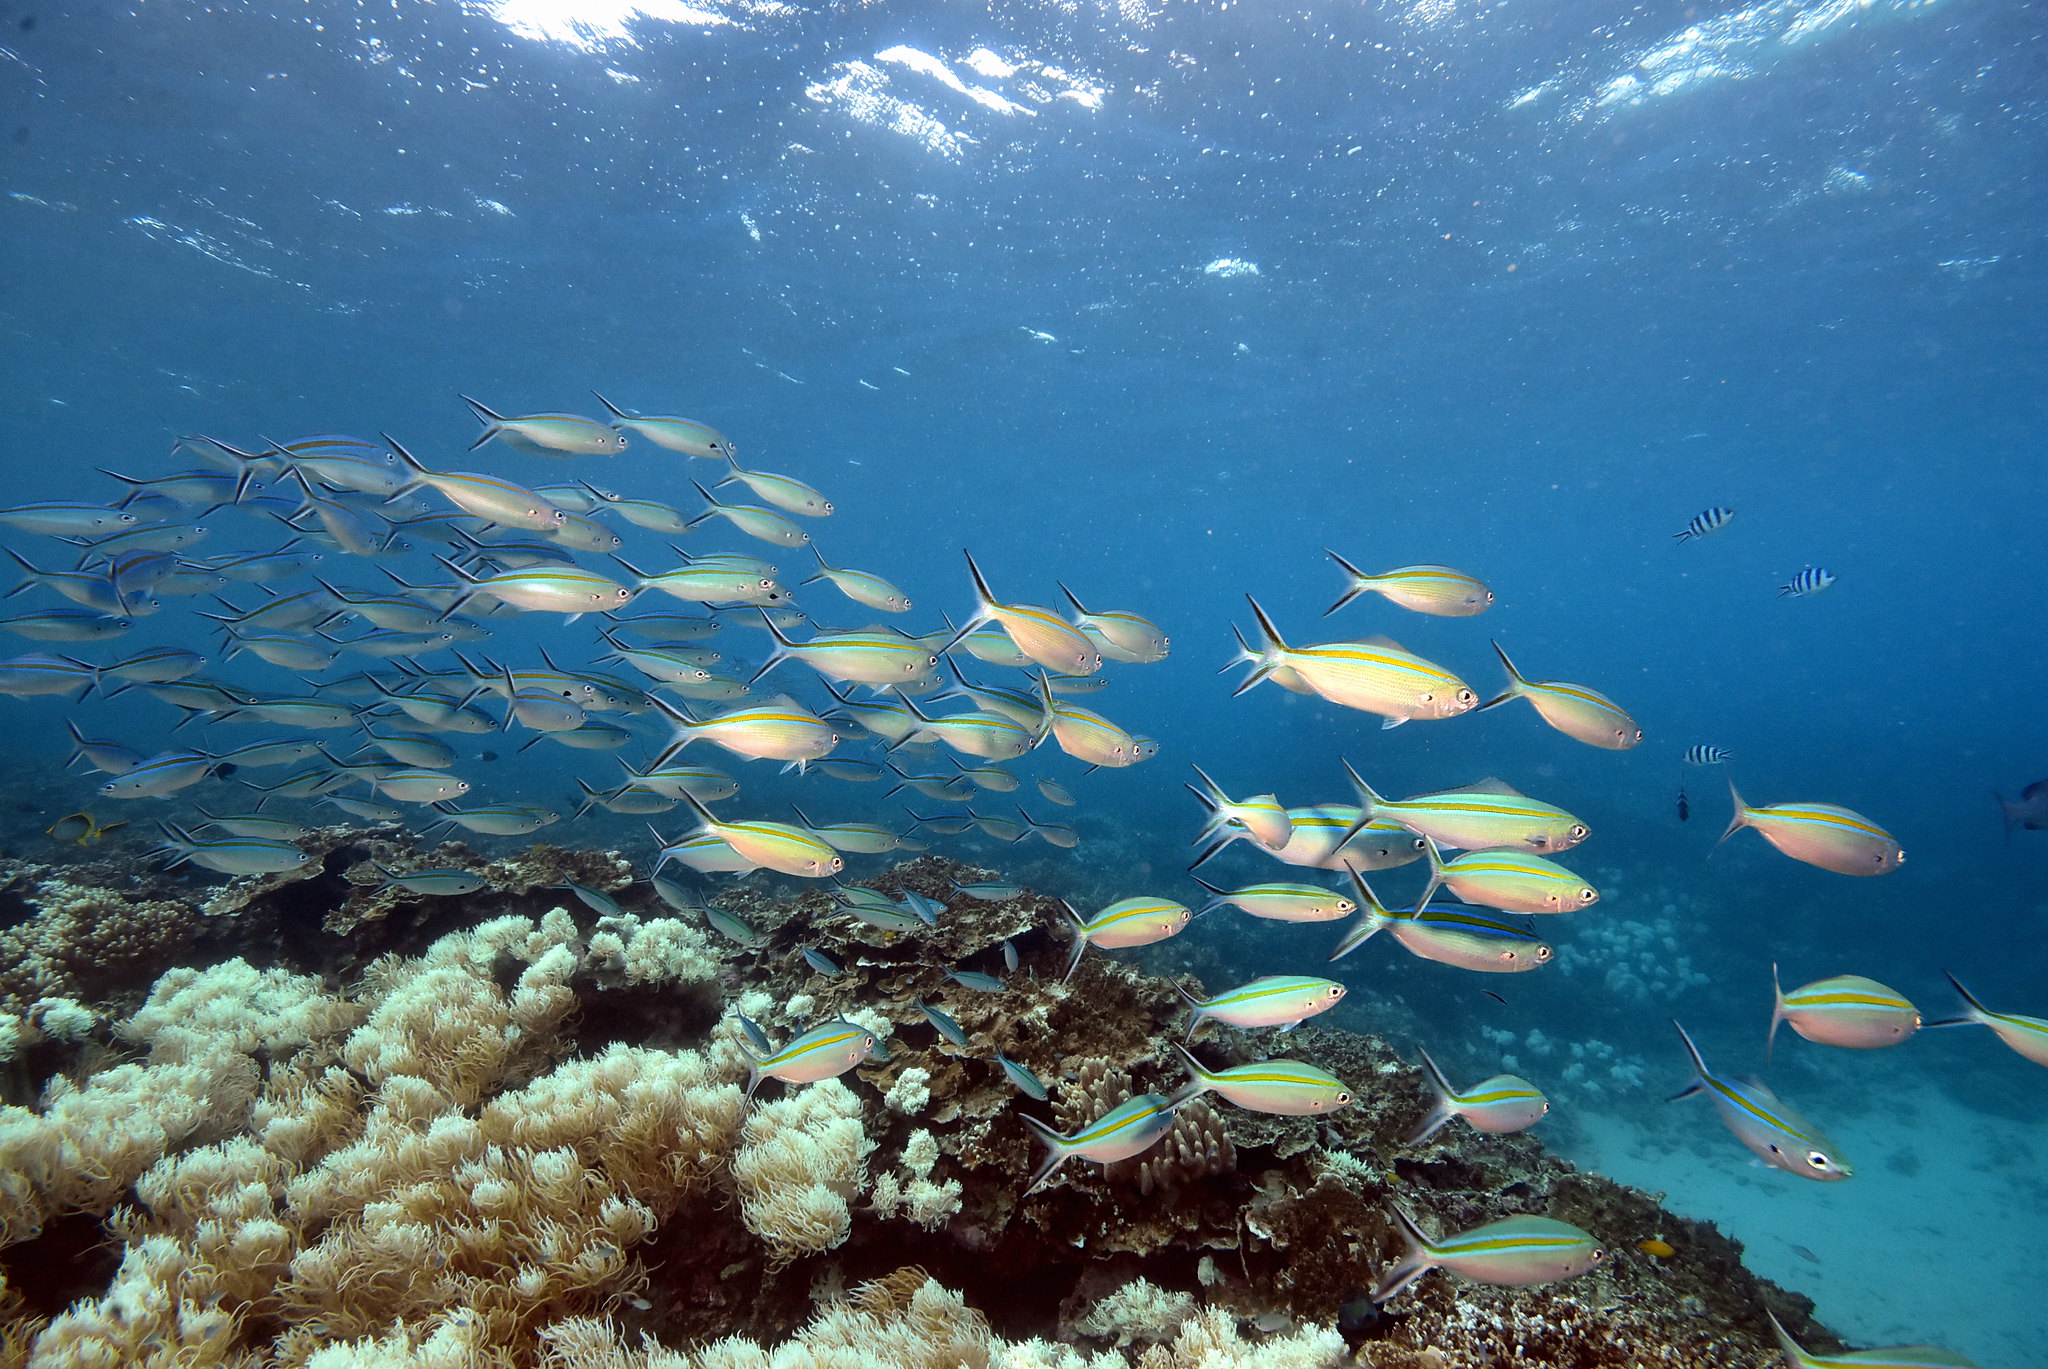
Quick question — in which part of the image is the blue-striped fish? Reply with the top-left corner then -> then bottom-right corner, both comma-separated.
1323,552 -> 1494,618
733,1014 -> 774,1057
155,821 -> 314,876
995,1052 -> 1049,1101
1373,1207 -> 1603,1303
950,878 -> 1024,901
1779,566 -> 1837,598
1190,876 -> 1355,924
64,722 -> 143,775
1670,1021 -> 1851,1181
100,750 -> 219,798
1405,1046 -> 1547,1144
915,998 -> 971,1048
741,1020 -> 876,1099
592,393 -> 733,459
0,653 -> 99,698
1060,897 -> 1193,981
1417,838 -> 1599,915
1719,779 -> 1902,876
462,396 -> 627,455
617,553 -> 792,607
1170,1045 -> 1352,1116
1685,745 -> 1732,766
946,969 -> 1005,993
1477,641 -> 1642,750
1927,971 -> 2048,1068
194,807 -> 311,840
1178,975 -> 1346,1040
1232,598 -> 1476,728
376,865 -> 488,895
1328,868 -> 1554,972
1018,1093 -> 1181,1195
1769,966 -> 1919,1062
1762,1309 -> 1979,1369
0,502 -> 146,536
803,547 -> 910,613
428,802 -> 561,836
800,946 -> 843,976
945,550 -> 1102,676
705,906 -> 767,949
1674,507 -> 1735,542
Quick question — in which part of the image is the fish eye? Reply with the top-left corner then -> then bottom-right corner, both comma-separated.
1806,1151 -> 1832,1169
1590,1248 -> 1605,1263
1456,689 -> 1475,704
1326,986 -> 1343,998
1537,945 -> 1553,961
1569,824 -> 1589,841
1578,888 -> 1596,902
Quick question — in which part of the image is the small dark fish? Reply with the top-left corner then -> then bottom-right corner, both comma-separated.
1996,780 -> 2048,834
1677,788 -> 1690,822
478,751 -> 500,762
1778,566 -> 1837,598
212,761 -> 238,779
1683,745 -> 1731,766
1673,507 -> 1735,542
1790,1244 -> 1820,1264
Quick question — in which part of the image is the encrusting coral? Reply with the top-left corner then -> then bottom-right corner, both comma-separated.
0,848 -> 1829,1367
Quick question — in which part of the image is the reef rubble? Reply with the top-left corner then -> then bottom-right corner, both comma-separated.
0,842 -> 1826,1366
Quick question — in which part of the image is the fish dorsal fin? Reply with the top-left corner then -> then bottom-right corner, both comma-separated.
1359,634 -> 1410,653
1413,777 -> 1526,800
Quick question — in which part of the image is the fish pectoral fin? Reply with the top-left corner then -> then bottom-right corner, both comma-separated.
1665,1082 -> 1706,1104
1379,716 -> 1408,730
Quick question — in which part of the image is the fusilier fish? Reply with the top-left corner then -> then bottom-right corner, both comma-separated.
1328,868 -> 1553,972
462,396 -> 627,455
1768,966 -> 1919,1062
742,1020 -> 877,1099
1057,583 -> 1169,663
946,550 -> 1102,676
649,695 -> 839,770
996,1052 -> 1049,1100
1190,876 -> 1355,923
689,480 -> 809,547
1404,1045 -> 1548,1144
1170,1045 -> 1352,1115
155,822 -> 315,876
1719,779 -> 1902,876
1232,598 -> 1477,728
592,393 -> 733,459
1018,1093 -> 1181,1195
376,865 -> 488,895
1928,971 -> 2048,1068
669,791 -> 843,878
1476,641 -> 1642,750
1060,897 -> 1193,980
1323,552 -> 1494,617
914,998 -> 971,1048
1417,839 -> 1599,915
1188,764 -> 1292,851
1343,762 -> 1588,853
718,458 -> 833,517
1373,1207 -> 1603,1303
1178,975 -> 1346,1040
1763,1309 -> 1980,1369
1670,1021 -> 1851,1182
804,547 -> 911,612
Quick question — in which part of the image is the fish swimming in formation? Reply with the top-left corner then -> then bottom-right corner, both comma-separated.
1476,640 -> 1642,751
1416,838 -> 1598,915
1321,551 -> 1494,618
1018,1093 -> 1182,1195
1341,761 -> 1588,854
945,550 -> 1102,676
1674,507 -> 1735,542
462,396 -> 628,456
1190,875 -> 1355,924
1669,1021 -> 1851,1182
591,393 -> 733,458
740,1019 -> 876,1099
1372,1206 -> 1603,1304
1403,1045 -> 1548,1145
1059,897 -> 1193,981
1768,966 -> 1919,1062
1177,975 -> 1346,1040
1719,778 -> 1903,876
1778,566 -> 1838,598
1231,598 -> 1476,729
1328,868 -> 1554,972
1170,1045 -> 1352,1116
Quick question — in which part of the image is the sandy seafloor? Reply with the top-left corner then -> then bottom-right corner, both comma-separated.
1554,1076 -> 2043,1369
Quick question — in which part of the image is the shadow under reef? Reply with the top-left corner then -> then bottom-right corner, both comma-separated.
0,837 -> 1842,1366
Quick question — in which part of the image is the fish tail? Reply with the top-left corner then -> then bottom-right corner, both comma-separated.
1766,962 -> 1787,1066
1326,908 -> 1385,963
1337,756 -> 1384,817
1321,549 -> 1371,616
1925,970 -> 1992,1030
1168,1043 -> 1216,1105
1475,639 -> 1525,712
459,396 -> 504,450
1716,776 -> 1752,851
747,608 -> 798,684
1242,594 -> 1288,656
1371,1205 -> 1438,1305
1187,832 -> 1232,872
960,548 -> 1000,617
1413,837 -> 1448,911
1403,1047 -> 1456,1146
1017,1112 -> 1072,1195
1761,1311 -> 1810,1366
801,544 -> 832,586
591,391 -> 630,421
1668,1020 -> 1711,1100
1056,580 -> 1089,617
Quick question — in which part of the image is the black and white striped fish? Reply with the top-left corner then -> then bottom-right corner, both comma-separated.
1674,507 -> 1735,542
1778,566 -> 1837,598
1684,745 -> 1732,766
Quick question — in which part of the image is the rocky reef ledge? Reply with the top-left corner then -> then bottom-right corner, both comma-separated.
0,838 -> 1828,1367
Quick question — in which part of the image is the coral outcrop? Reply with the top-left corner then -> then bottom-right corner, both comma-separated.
0,846 -> 1826,1367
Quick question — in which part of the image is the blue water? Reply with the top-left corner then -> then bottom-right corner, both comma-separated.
4,0 -> 2046,1360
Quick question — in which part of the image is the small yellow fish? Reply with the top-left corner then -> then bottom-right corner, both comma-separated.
1638,1238 -> 1675,1259
46,812 -> 125,845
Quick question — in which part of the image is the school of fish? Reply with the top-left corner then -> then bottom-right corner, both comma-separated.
2,401 -> 2022,1363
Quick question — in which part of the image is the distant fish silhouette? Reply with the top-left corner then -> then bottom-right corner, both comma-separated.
1676,788 -> 1689,823
1996,781 -> 2048,834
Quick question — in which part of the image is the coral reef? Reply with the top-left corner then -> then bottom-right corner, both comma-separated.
0,846 -> 1825,1366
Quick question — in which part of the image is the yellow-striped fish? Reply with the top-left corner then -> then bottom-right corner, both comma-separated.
1233,598 -> 1476,728
1929,972 -> 2048,1068
592,393 -> 733,458
1324,552 -> 1494,618
1719,779 -> 1903,876
1060,897 -> 1193,980
1036,673 -> 1144,769
1170,1046 -> 1352,1116
1342,761 -> 1588,853
1671,1021 -> 1851,1182
1769,966 -> 1919,1063
1058,583 -> 1169,663
1190,876 -> 1355,923
1405,1045 -> 1547,1144
1187,764 -> 1293,851
1763,1309 -> 1980,1369
1328,868 -> 1553,972
742,1020 -> 877,1099
648,694 -> 839,769
803,547 -> 911,612
751,614 -> 940,689
1418,838 -> 1598,914
670,791 -> 842,878
718,458 -> 833,517
689,479 -> 809,548
1019,1093 -> 1181,1195
462,396 -> 626,455
1477,640 -> 1643,750
946,550 -> 1102,675
1178,975 -> 1345,1039
1373,1207 -> 1602,1304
